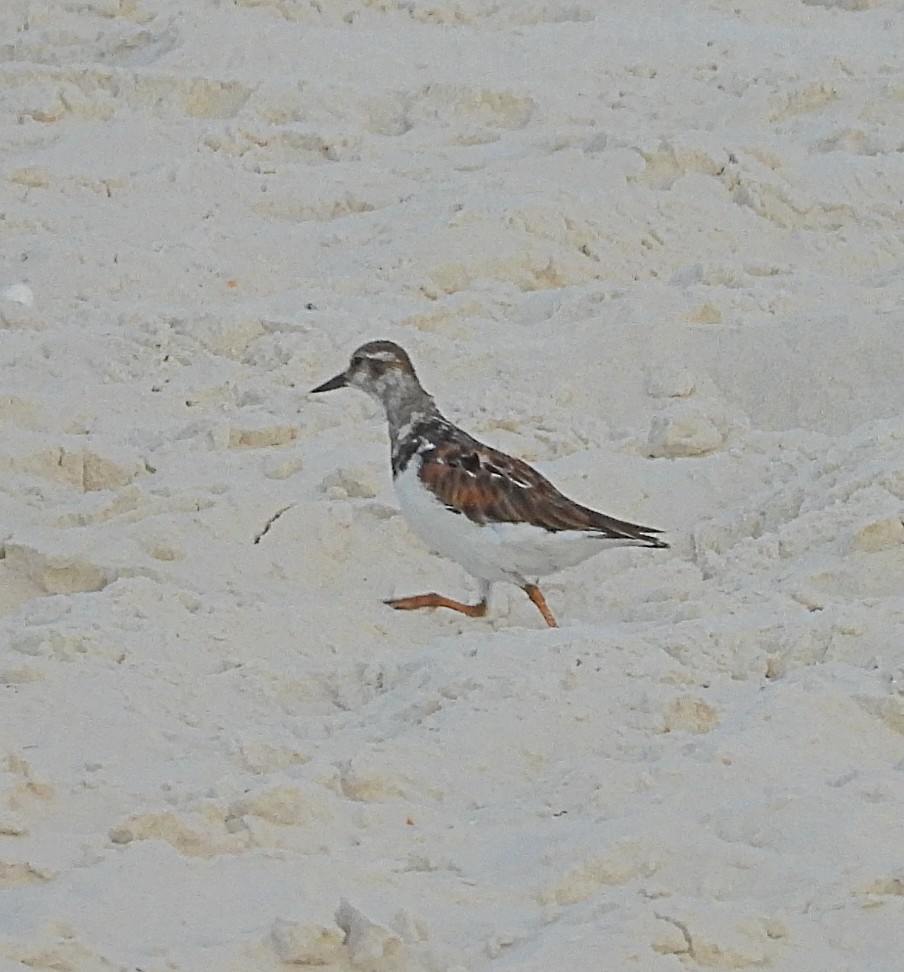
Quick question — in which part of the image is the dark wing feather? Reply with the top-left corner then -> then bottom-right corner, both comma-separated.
418,430 -> 668,547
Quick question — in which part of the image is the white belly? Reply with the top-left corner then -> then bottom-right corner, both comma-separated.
393,457 -> 631,584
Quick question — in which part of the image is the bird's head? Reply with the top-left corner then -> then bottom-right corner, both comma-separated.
311,340 -> 422,408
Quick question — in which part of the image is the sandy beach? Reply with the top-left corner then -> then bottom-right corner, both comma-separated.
2,0 -> 904,969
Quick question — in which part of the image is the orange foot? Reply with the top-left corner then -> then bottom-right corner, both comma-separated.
385,592 -> 488,619
523,584 -> 559,627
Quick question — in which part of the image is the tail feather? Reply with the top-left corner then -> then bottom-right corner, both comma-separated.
586,510 -> 669,548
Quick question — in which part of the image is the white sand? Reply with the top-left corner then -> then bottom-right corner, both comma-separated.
2,0 -> 904,968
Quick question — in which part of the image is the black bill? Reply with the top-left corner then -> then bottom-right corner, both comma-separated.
310,372 -> 348,393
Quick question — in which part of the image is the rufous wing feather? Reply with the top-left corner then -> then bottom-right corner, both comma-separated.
418,436 -> 667,547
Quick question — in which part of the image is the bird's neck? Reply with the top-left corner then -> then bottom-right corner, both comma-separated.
381,381 -> 440,442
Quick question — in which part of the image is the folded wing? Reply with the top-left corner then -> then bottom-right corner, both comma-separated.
418,435 -> 668,547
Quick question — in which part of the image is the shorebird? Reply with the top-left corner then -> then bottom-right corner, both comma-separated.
311,340 -> 667,626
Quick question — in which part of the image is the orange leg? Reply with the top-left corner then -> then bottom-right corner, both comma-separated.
523,584 -> 558,628
385,592 -> 488,619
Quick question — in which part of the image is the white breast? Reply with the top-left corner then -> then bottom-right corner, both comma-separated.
392,456 -> 629,584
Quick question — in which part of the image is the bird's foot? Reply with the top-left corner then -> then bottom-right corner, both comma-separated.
385,592 -> 488,619
522,584 -> 558,627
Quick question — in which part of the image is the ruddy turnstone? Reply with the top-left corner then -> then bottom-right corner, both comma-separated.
312,340 -> 667,627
